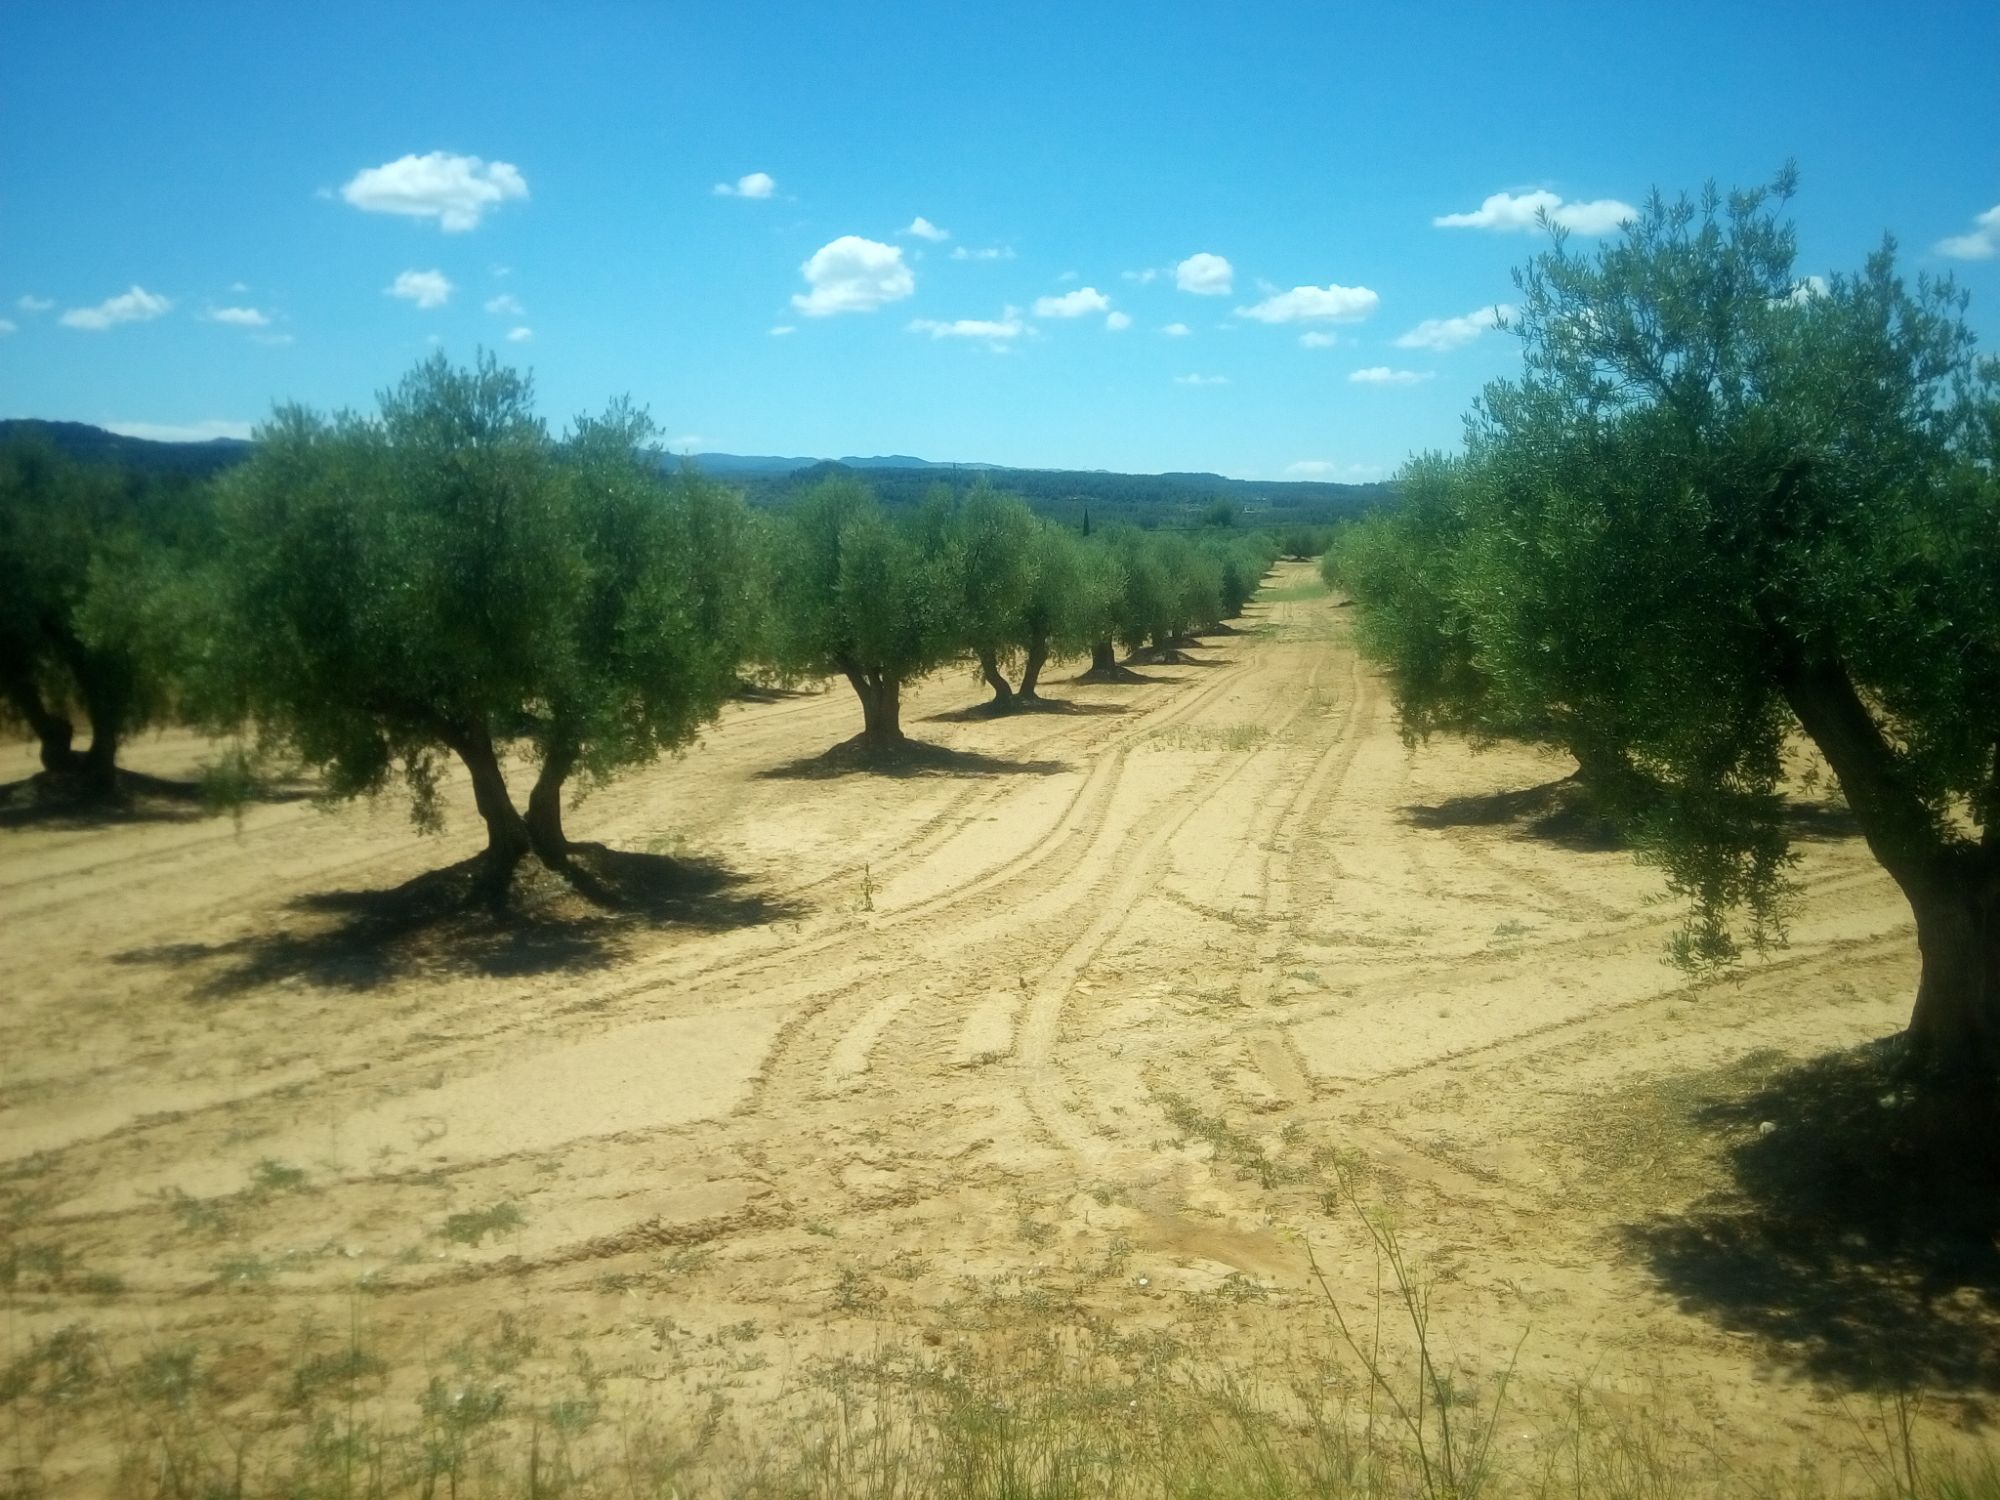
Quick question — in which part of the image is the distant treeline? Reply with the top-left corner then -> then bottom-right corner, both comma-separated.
0,419 -> 1392,532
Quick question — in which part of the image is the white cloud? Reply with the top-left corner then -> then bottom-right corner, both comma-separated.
713,171 -> 776,199
207,305 -> 270,327
60,285 -> 172,330
16,295 -> 53,313
104,419 -> 253,442
1298,331 -> 1336,348
950,245 -> 1015,261
1937,205 -> 2000,261
386,269 -> 453,309
1124,267 -> 1162,284
252,332 -> 296,347
1348,366 -> 1432,385
908,307 -> 1026,342
792,236 -> 914,316
1105,311 -> 1132,331
904,216 -> 949,242
0,319 -> 14,336
506,326 -> 533,342
1393,302 -> 1514,350
485,293 -> 524,315
1032,286 -> 1110,318
769,324 -> 797,336
667,434 -> 704,451
1237,283 -> 1379,324
1781,275 -> 1830,307
1161,322 -> 1191,336
1434,189 -> 1635,235
1174,373 -> 1229,386
1175,253 -> 1233,295
341,151 -> 528,232
1283,460 -> 1337,478
1057,270 -> 1079,283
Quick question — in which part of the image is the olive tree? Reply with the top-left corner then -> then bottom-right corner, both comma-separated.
0,441 -> 207,793
212,355 -> 755,892
768,479 -> 960,751
1354,172 -> 2000,1102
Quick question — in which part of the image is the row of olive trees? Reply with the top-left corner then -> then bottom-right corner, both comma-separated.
2,360 -> 1284,897
1328,171 -> 1999,1105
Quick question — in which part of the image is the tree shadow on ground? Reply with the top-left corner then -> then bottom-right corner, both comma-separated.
1621,1042 -> 2000,1401
1071,665 -> 1182,686
112,846 -> 801,1000
923,698 -> 1130,724
1403,777 -> 1862,855
1126,646 -> 1228,668
1402,775 -> 1626,851
757,735 -> 1071,781
730,680 -> 820,704
0,768 -> 313,831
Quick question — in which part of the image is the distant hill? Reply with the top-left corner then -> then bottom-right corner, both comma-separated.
0,419 -> 253,478
1,421 -> 1391,527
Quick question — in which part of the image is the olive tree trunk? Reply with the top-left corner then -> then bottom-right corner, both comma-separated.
842,667 -> 905,751
1090,640 -> 1118,673
1019,636 -> 1050,700
1772,629 -> 1999,1109
1,663 -> 78,775
976,648 -> 1017,709
445,726 -> 533,898
525,741 -> 578,864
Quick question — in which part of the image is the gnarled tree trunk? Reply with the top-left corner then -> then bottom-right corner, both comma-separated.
446,725 -> 533,903
525,741 -> 578,865
842,667 -> 905,752
1770,625 -> 1999,1112
976,647 -> 1017,710
1,663 -> 78,775
1019,636 -> 1050,700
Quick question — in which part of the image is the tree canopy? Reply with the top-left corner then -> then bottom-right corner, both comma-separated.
1340,172 -> 2000,1102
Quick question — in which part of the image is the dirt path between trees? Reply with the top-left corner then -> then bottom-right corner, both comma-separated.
4,563 -> 1987,1487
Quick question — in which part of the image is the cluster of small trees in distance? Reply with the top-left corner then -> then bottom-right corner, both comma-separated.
0,357 -> 1285,899
1328,169 -> 1999,1107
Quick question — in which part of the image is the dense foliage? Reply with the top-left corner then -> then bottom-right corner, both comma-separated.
1337,173 -> 2000,1100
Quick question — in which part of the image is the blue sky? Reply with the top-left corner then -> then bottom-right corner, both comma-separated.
1,0 -> 1995,480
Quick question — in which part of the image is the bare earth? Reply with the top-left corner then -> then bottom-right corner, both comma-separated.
3,565 -> 1990,1487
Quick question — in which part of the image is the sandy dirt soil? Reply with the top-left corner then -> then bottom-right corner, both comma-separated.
2,565 -> 1991,1487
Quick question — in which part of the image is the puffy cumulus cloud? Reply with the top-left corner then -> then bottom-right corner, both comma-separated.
60,285 -> 172,330
1348,366 -> 1432,385
17,295 -> 53,313
1105,311 -> 1132,331
907,307 -> 1027,342
342,152 -> 528,232
1161,322 -> 1191,336
713,171 -> 776,199
1032,286 -> 1110,318
793,236 -> 914,316
1174,373 -> 1228,386
1175,252 -> 1233,295
1237,283 -> 1379,324
769,324 -> 797,336
1434,189 -> 1635,235
1780,275 -> 1829,307
1393,302 -> 1514,351
207,306 -> 270,327
1123,267 -> 1162,284
105,419 -> 253,442
904,216 -> 949,241
506,326 -> 533,342
1937,205 -> 2000,261
950,245 -> 1015,261
386,269 -> 454,309
485,293 -> 524,315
